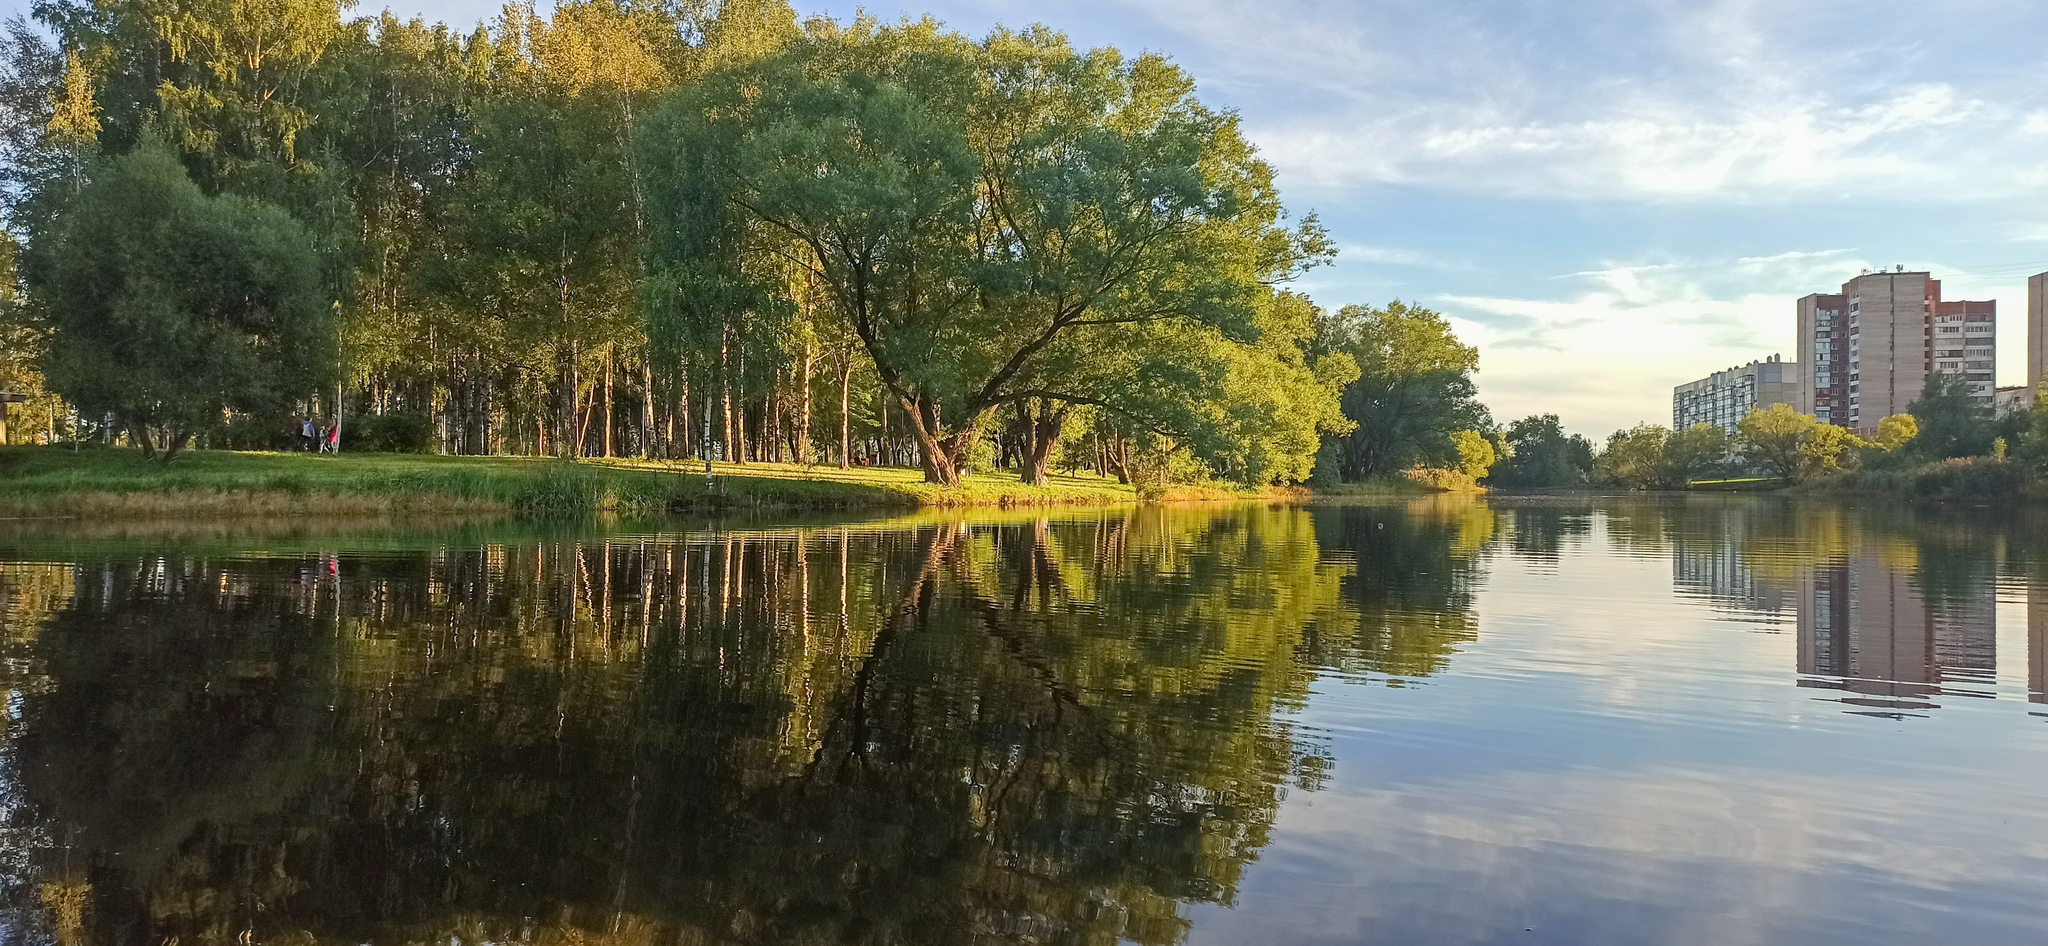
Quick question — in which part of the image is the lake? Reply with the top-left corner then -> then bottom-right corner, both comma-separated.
1,496 -> 2045,945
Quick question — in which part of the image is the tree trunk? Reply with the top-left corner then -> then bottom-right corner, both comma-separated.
641,357 -> 656,460
160,427 -> 190,461
838,356 -> 853,469
575,381 -> 597,458
734,385 -> 748,464
684,372 -> 700,458
129,420 -> 157,460
729,329 -> 745,464
1104,432 -> 1132,484
1016,398 -> 1072,486
899,393 -> 976,486
798,340 -> 815,465
761,374 -> 774,466
601,353 -> 615,458
555,345 -> 579,459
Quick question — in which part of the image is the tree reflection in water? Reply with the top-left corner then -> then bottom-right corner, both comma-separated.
0,504 -> 1436,946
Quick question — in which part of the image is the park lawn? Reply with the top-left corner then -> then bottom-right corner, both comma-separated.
0,446 -> 1141,519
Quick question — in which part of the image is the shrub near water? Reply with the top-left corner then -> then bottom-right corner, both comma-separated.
347,412 -> 437,453
1404,467 -> 1482,492
1907,458 -> 2029,502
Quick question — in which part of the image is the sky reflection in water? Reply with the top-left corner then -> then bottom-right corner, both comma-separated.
0,497 -> 2044,946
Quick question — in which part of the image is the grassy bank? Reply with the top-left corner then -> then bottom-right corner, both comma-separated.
1792,457 -> 2044,504
0,446 -> 1145,519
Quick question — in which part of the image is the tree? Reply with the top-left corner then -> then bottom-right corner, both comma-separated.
1908,372 -> 1994,459
1662,423 -> 1730,486
23,145 -> 336,458
1874,413 -> 1918,452
638,25 -> 1328,485
1737,404 -> 1816,481
1799,423 -> 1868,478
0,232 -> 65,443
1452,430 -> 1497,480
2026,392 -> 2048,471
1488,414 -> 1594,488
1596,424 -> 1669,489
1317,300 -> 1488,480
1595,423 -> 1723,490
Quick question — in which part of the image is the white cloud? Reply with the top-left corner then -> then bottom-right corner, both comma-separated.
1341,244 -> 1468,270
1264,81 -> 2013,202
946,0 -> 2048,204
1438,251 -> 1875,435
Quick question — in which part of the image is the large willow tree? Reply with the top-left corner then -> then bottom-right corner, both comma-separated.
638,23 -> 1340,485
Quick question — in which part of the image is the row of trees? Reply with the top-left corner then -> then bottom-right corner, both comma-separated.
1593,371 -> 2048,491
1,0 -> 1364,482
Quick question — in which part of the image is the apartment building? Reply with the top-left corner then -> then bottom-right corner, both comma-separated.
1796,270 -> 1994,434
1672,355 -> 1798,434
2030,271 -> 2047,404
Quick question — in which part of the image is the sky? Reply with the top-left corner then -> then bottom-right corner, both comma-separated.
13,0 -> 2046,436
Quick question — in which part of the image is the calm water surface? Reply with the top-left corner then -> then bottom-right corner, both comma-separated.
1,497 -> 2045,945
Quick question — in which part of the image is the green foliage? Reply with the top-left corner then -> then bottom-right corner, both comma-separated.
1403,466 -> 1481,491
348,411 -> 437,453
1875,414 -> 1919,452
0,232 -> 65,444
1798,423 -> 1868,478
1595,424 -> 1669,489
1487,413 -> 1594,488
961,433 -> 999,475
1663,423 -> 1731,484
1452,429 -> 1497,480
2028,393 -> 2048,470
1732,405 -> 1876,483
1908,372 -> 1995,459
638,24 -> 1330,485
5,0 -> 1350,486
1594,422 -> 1729,490
23,145 -> 336,459
1737,404 -> 1816,481
1318,300 -> 1489,480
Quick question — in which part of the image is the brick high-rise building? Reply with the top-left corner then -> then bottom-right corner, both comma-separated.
1796,270 -> 1994,434
2029,271 -> 2047,405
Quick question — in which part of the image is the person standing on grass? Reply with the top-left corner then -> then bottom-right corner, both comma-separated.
327,419 -> 340,454
302,416 -> 316,452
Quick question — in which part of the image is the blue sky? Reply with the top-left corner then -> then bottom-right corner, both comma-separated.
15,0 -> 2046,435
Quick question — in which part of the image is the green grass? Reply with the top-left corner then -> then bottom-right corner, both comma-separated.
0,446 -> 1142,519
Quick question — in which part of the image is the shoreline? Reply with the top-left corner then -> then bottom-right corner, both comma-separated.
0,447 -> 1263,520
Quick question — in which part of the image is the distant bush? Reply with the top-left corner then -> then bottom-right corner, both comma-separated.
347,412 -> 437,454
1800,457 -> 2033,503
1908,458 -> 2029,502
1404,466 -> 1481,492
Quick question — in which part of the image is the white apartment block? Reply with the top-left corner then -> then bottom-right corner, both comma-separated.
1672,355 -> 1799,435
